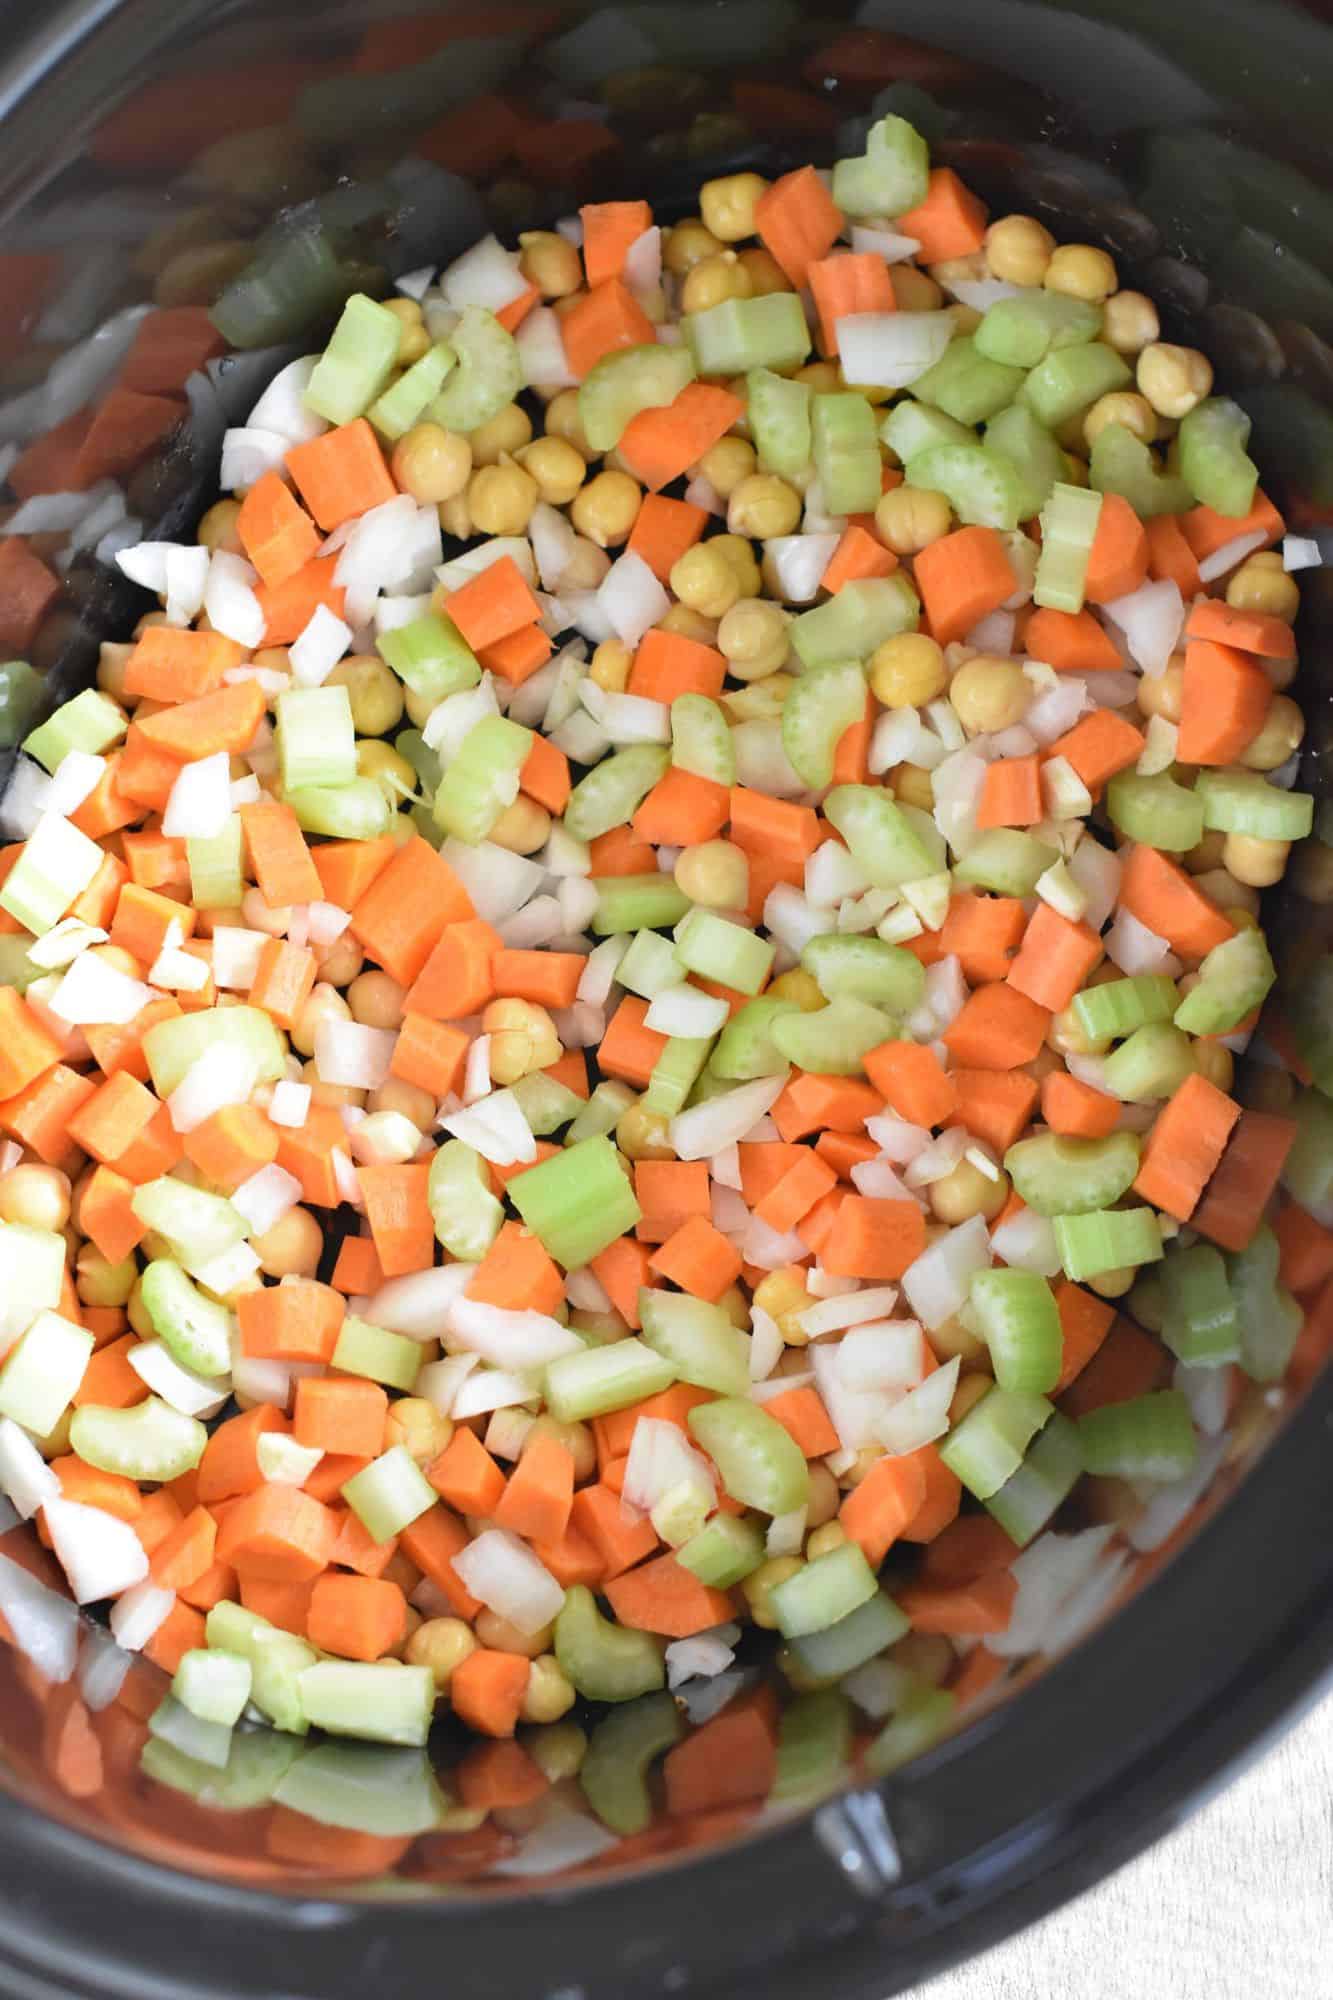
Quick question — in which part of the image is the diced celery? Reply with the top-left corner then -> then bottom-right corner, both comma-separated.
510,1069 -> 584,1138
1072,974 -> 1178,1043
567,1079 -> 636,1142
187,816 -> 245,910
148,1695 -> 233,1772
563,744 -> 670,842
1177,397 -> 1258,517
983,405 -> 1065,521
791,575 -> 920,669
642,1034 -> 713,1119
909,442 -> 1025,531
985,1411 -> 1083,1547
911,336 -> 1026,425
676,1513 -> 766,1588
1034,481 -> 1102,613
671,693 -> 735,785
0,1222 -> 66,1342
638,1290 -> 750,1395
131,1179 -> 247,1266
304,293 -> 401,425
1101,1022 -> 1196,1103
590,872 -> 690,934
688,1397 -> 809,1516
23,689 -> 126,773
274,1742 -> 447,1836
69,1396 -> 207,1483
579,343 -> 695,453
880,400 -> 974,466
0,930 -> 36,993
1196,770 -> 1314,842
172,1648 -> 252,1728
1106,770 -> 1204,852
1230,1226 -> 1303,1383
788,1588 -> 908,1678
433,715 -> 532,844
546,1338 -> 675,1424
1020,343 -> 1131,429
1173,925 -> 1275,1035
812,392 -> 882,515
771,994 -> 895,1076
773,1688 -> 854,1801
1077,1388 -> 1197,1481
771,1542 -> 877,1638
509,1134 -> 642,1268
0,813 -> 102,934
969,1268 -> 1062,1394
825,782 -> 942,888
142,1005 -> 286,1097
555,1585 -> 665,1702
1053,1207 -> 1163,1282
803,932 -> 926,1014
711,995 -> 801,1079
939,1386 -> 1054,1499
431,306 -> 521,433
204,1605 -> 315,1733
286,779 -> 395,841
832,113 -> 930,219
340,1447 -> 436,1541
367,340 -> 457,441
332,1315 -> 423,1392
748,367 -> 813,479
0,1311 -> 93,1435
378,612 -> 480,706
580,1692 -> 682,1833
683,292 -> 812,376
617,928 -> 684,1000
674,906 -> 773,996
298,1661 -> 435,1747
864,1682 -> 954,1776
1160,1243 -> 1240,1366
975,292 -> 1102,368
140,1260 -> 233,1378
1089,424 -> 1192,517
953,828 -> 1057,897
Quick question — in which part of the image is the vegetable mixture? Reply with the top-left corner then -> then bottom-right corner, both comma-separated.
0,113 -> 1322,1809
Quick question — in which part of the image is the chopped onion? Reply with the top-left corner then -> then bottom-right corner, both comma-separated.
425,678 -> 500,762
77,1629 -> 131,1711
219,426 -> 291,491
1105,903 -> 1175,975
798,1286 -> 899,1338
163,544 -> 211,626
440,1086 -> 536,1165
986,1526 -> 1117,1659
491,1806 -> 619,1878
451,1366 -> 541,1420
167,1039 -> 256,1133
683,473 -> 725,516
850,1155 -> 917,1203
597,550 -> 670,647
363,1263 -> 478,1342
1198,530 -> 1266,583
877,1356 -> 960,1455
623,225 -> 662,297
0,1552 -> 79,1681
577,933 -> 628,1005
666,1632 -> 736,1686
809,1341 -> 896,1450
44,1496 -> 148,1605
922,954 -> 967,1032
314,1018 -> 396,1090
624,1417 -> 715,1519
211,927 -> 269,990
578,677 -> 670,745
836,310 -> 953,389
1077,669 -> 1139,710
1021,671 -> 1089,745
415,1353 -> 480,1419
1128,1435 -> 1226,1553
806,837 -> 872,906
990,1205 -> 1061,1276
668,1074 -> 787,1161
109,1578 -> 176,1653
748,1305 -> 783,1381
462,1033 -> 492,1105
931,747 -> 987,856
766,1505 -> 807,1557
644,982 -> 730,1038
204,548 -> 266,647
901,1214 -> 992,1329
247,355 -> 327,444
437,535 -> 538,594
499,896 -> 562,950
290,602 -> 353,687
45,750 -> 105,818
741,1211 -> 807,1269
10,489 -> 105,536
127,1340 -> 229,1419
864,1114 -> 932,1165
441,234 -> 528,312
849,225 -> 921,262
529,501 -> 579,591
0,1416 -> 59,1518
835,1320 -> 923,1390
764,883 -> 834,957
452,1527 -> 564,1635
162,751 -> 232,839
764,532 -> 840,604
48,954 -> 154,1026
1283,534 -> 1322,572
231,1162 -> 303,1236
449,1295 -> 584,1370
516,306 -> 577,392
114,539 -> 174,594
0,756 -> 52,839
1101,576 -> 1183,678
1067,836 -> 1121,931
440,838 -> 543,923
552,1000 -> 605,1049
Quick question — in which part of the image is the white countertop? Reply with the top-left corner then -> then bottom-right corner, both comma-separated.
908,1688 -> 1333,2000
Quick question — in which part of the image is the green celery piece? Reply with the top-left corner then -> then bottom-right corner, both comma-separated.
187,817 -> 245,909
1177,397 -> 1258,517
378,612 -> 480,706
1053,1207 -> 1163,1282
510,1069 -> 584,1137
1229,1226 -> 1303,1383
771,994 -> 896,1076
985,1411 -> 1083,1547
812,392 -> 882,514
139,1261 -> 232,1378
642,1034 -> 714,1119
1101,1022 -> 1195,1103
1034,480 -> 1102,612
428,1139 -> 504,1259
939,1385 -> 1054,1499
911,336 -> 1025,425
880,399 -> 974,466
1089,424 -> 1193,517
1173,925 -> 1276,1035
286,779 -> 395,841
771,1542 -> 878,1639
433,715 -> 533,843
1004,1130 -> 1141,1217
0,813 -> 102,934
1160,1243 -> 1240,1366
580,1692 -> 683,1833
545,1339 -> 675,1424
824,782 -> 941,888
340,1447 -> 435,1540
1105,770 -> 1204,852
367,340 -> 456,441
748,367 -> 813,479
579,343 -> 695,452
0,1314 -> 92,1436
616,927 -> 683,1000
908,442 -> 1025,530
688,1397 -> 809,1515
23,688 -> 126,772
0,660 -> 47,750
832,113 -> 930,219
983,405 -> 1065,522
791,574 -> 919,668
671,693 -> 735,784
773,1688 -> 854,1801
802,932 -> 925,1013
969,1267 -> 1063,1394
1196,770 -> 1314,842
788,1589 -> 908,1678
954,828 -> 1058,897
304,293 -> 401,425
564,745 -> 670,842
556,1586 -> 665,1702
298,1662 -> 435,1747
142,1005 -> 285,1097
276,684 -> 356,793
430,306 -> 521,432
1072,974 -> 1179,1043
0,932 -> 36,993
674,906 -> 774,995
1020,343 -> 1131,428
172,1648 -> 253,1729
590,872 -> 690,934
974,291 -> 1102,368
331,1315 -> 423,1392
711,995 -> 801,1079
864,1683 -> 955,1777
782,656 -> 869,789
567,1079 -> 635,1143
131,1179 -> 246,1265
676,1513 -> 766,1588
69,1397 -> 207,1484
637,1289 -> 750,1395
683,292 -> 811,376
1077,1389 -> 1198,1481
394,727 -> 441,796
1282,1087 -> 1333,1214
274,1743 -> 447,1837
509,1134 -> 642,1267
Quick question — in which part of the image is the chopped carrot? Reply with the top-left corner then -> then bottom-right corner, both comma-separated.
491,947 -> 585,1009
1177,638 -> 1272,765
136,680 -> 267,761
589,1233 -> 652,1326
216,1483 -> 339,1583
649,1214 -> 744,1301
306,1574 -> 407,1661
275,1101 -> 347,1208
113,1101 -> 184,1185
1083,492 -> 1148,604
754,165 -> 842,287
604,1552 -> 735,1637
627,492 -> 707,582
663,1686 -> 778,1818
895,168 -> 987,260
70,758 -> 144,840
772,1072 -> 882,1141
1133,1071 -> 1241,1221
130,1486 -> 183,1553
619,383 -> 746,491
197,1404 -> 289,1504
239,799 -> 323,908
763,1384 -> 840,1458
1041,1069 -> 1121,1139
428,1426 -> 507,1517
351,835 -> 475,987
580,200 -> 653,286
1059,1316 -> 1168,1418
311,833 -> 396,910
107,880 -> 195,966
976,753 -> 1043,830
1180,489 -> 1284,560
815,1130 -> 879,1181
831,693 -> 875,784
940,892 -> 1027,984
1053,1280 -> 1116,1393
469,1219 -> 564,1314
898,1444 -> 963,1543
943,983 -> 1051,1069
520,733 -> 571,814
404,916 -> 501,1019
914,525 -> 1015,645
390,1012 -> 469,1096
255,554 -> 346,646
1048,710 -> 1145,793
560,278 -> 656,379
1190,1108 -> 1296,1253
66,1070 -> 158,1166
239,1575 -> 315,1636
569,1482 -> 659,1577
72,387 -> 181,487
70,1334 -> 142,1411
922,1513 -> 1021,1585
634,1159 -> 711,1242
328,1510 -> 399,1582
494,1432 -> 575,1544
0,1063 -> 97,1164
1007,903 -> 1103,1013
597,993 -> 668,1088
821,522 -> 898,591
808,251 -> 896,357
236,1279 -> 344,1362
236,470 -> 320,587
822,1194 -> 925,1280
357,1161 -> 434,1277
1145,512 -> 1201,597
1025,606 -> 1123,674
122,625 -> 245,704
43,1684 -> 104,1802
74,1166 -> 145,1264
897,1570 -> 1017,1635
0,988 -> 61,1099
51,1457 -> 142,1522
118,306 -> 226,395
116,725 -> 183,812
588,824 -> 657,876
754,1149 -> 839,1233
142,1599 -> 206,1677
633,767 -> 732,851
839,1451 -> 929,1564
728,786 -> 822,879
864,1040 -> 957,1128
329,1234 -> 384,1298
1184,597 -> 1296,661
1118,844 -> 1234,961
182,1102 -> 279,1191
122,830 -> 189,897
946,1069 -> 1039,1154
627,626 -> 726,702
285,419 -> 397,530
445,554 -> 542,651
448,1648 -> 530,1738
1275,1204 -> 1333,1298
293,1376 -> 387,1457
150,1506 -> 217,1592
248,936 -> 317,1030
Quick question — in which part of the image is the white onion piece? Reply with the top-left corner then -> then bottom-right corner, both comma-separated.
44,1496 -> 148,1605
763,883 -> 834,957
1283,534 -> 1322,571
644,982 -> 729,1038
48,954 -> 154,1026
597,550 -> 670,647
451,1367 -> 541,1420
45,750 -> 105,818
668,1075 -> 787,1161
1077,669 -> 1140,710
210,928 -> 268,990
78,1629 -> 131,1711
666,1632 -> 736,1686
741,1212 -> 807,1269
441,234 -> 528,312
247,356 -> 327,444
1105,904 -> 1175,975
231,1163 -> 303,1236
836,1320 -> 923,1390
966,609 -> 1017,654
1101,576 -> 1183,678
290,603 -> 353,687
624,1417 -> 715,1519
0,758 -> 52,839
577,933 -> 628,1006
314,1019 -> 396,1089
127,1341 -> 229,1420
491,1807 -> 618,1878
683,474 -> 725,517
1198,530 -> 1266,583
109,1578 -> 177,1653
452,1528 -> 564,1635
167,1039 -> 256,1133
1021,672 -> 1090,745
162,751 -> 232,839
764,533 -> 840,604
849,226 -> 921,262
204,548 -> 266,647
990,1205 -> 1061,1276
623,225 -> 662,296
0,1417 -> 59,1518
876,1356 -> 960,1455
748,1305 -> 783,1381
864,1114 -> 932,1165
426,680 -> 500,762
164,544 -> 211,627
462,1034 -> 492,1105
450,1295 -> 583,1369
438,536 -> 538,594
986,1526 -> 1116,1659
901,1214 -> 992,1329
219,426 -> 291,490
948,277 -> 1024,311
440,1087 -> 536,1165
516,307 -> 577,391
850,1155 -> 918,1204
809,1342 -> 897,1451
578,677 -> 670,744
440,839 -> 543,923
1067,836 -> 1121,931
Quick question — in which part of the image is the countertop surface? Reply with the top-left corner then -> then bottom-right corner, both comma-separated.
907,1687 -> 1333,2000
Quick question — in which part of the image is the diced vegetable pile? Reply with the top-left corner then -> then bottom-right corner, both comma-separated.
0,113 -> 1325,1797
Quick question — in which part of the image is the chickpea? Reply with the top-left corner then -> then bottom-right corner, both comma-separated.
944,301 -> 983,338
949,655 -> 1030,734
76,1246 -> 136,1308
1136,662 -> 1185,723
700,172 -> 769,242
1084,391 -> 1157,449
0,1164 -> 71,1232
663,217 -> 724,274
680,251 -> 753,315
518,229 -> 582,298
347,970 -> 406,1032
674,839 -> 749,909
250,1204 -> 323,1279
407,1616 -> 476,1690
805,1462 -> 839,1530
741,1555 -> 803,1629
727,472 -> 801,540
384,1397 -> 452,1466
929,1158 -> 1010,1224
96,642 -> 134,701
483,997 -> 561,1085
738,247 -> 787,296
515,434 -> 586,507
616,1100 -> 674,1162
1089,1265 -> 1135,1299
661,603 -> 719,646
1238,694 -> 1303,773
520,1654 -> 577,1724
391,423 -> 472,504
697,435 -> 757,499
469,404 -> 532,469
197,497 -> 243,556
710,533 -> 761,597
800,1521 -> 845,1564
795,360 -> 842,393
1044,242 -> 1118,303
468,458 -> 538,536
438,490 -> 472,540
1183,830 -> 1226,876
767,968 -> 825,1012
1136,343 -> 1213,419
475,1611 -> 553,1657
523,1414 -> 597,1485
875,483 -> 952,555
312,927 -> 367,986
716,596 -> 788,679
1102,290 -> 1160,355
589,639 -> 633,693
1193,1040 -> 1234,1092
949,1371 -> 995,1424
237,888 -> 289,939
384,297 -> 429,365
571,468 -> 642,548
1226,550 -> 1300,623
869,632 -> 946,709
291,982 -> 350,1059
670,541 -> 740,618
887,763 -> 934,814
368,1078 -> 436,1130
924,1311 -> 987,1366
891,265 -> 943,312
529,1719 -> 588,1781
538,391 -> 591,463
984,213 -> 1056,287
490,796 -> 551,854
751,1267 -> 814,1343
561,536 -> 612,590
322,653 -> 403,739
356,740 -> 417,803
1222,832 -> 1290,888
